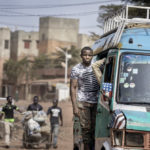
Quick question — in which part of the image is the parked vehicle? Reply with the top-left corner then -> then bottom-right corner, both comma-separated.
74,5 -> 150,150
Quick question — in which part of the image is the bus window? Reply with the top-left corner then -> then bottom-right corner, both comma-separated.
104,57 -> 116,83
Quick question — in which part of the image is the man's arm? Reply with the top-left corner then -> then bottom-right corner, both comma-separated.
47,108 -> 50,116
17,109 -> 22,113
59,108 -> 63,126
0,112 -> 4,120
15,105 -> 22,113
27,104 -> 32,111
39,105 -> 43,111
70,79 -> 79,117
0,106 -> 5,120
92,58 -> 106,84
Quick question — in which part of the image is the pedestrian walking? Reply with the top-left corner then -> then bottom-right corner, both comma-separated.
27,96 -> 43,111
0,96 -> 22,148
47,99 -> 63,149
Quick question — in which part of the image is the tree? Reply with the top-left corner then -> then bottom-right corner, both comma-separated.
122,0 -> 150,6
68,46 -> 81,68
4,57 -> 28,84
96,1 -> 150,36
30,54 -> 53,79
98,0 -> 150,23
97,4 -> 122,26
4,57 -> 29,96
52,45 -> 81,68
31,54 -> 52,69
90,32 -> 101,41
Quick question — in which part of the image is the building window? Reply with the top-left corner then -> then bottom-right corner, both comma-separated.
4,40 -> 9,49
24,40 -> 31,49
36,40 -> 39,49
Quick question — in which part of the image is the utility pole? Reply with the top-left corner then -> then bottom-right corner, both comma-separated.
65,50 -> 68,84
56,47 -> 72,84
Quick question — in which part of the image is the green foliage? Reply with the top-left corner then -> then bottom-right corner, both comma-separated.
4,57 -> 28,84
4,46 -> 81,82
96,1 -> 150,35
53,45 -> 81,68
30,54 -> 53,79
128,7 -> 148,19
98,0 -> 150,24
90,32 -> 101,41
98,4 -> 122,25
31,54 -> 52,69
122,0 -> 150,6
68,46 -> 81,67
30,47 -> 80,79
123,0 -> 150,18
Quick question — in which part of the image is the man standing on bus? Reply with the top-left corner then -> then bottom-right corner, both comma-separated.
70,46 -> 105,150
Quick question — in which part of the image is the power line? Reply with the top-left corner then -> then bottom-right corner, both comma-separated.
0,0 -> 121,32
0,10 -> 100,17
0,1 -> 122,18
0,9 -> 29,15
0,21 -> 98,30
0,21 -> 38,28
0,0 -> 121,9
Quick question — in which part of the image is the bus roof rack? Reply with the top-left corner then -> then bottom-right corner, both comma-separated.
103,5 -> 150,34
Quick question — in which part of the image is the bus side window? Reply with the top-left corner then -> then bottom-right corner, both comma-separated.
104,57 -> 115,83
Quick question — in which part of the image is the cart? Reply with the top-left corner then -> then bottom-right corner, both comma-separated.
22,111 -> 51,149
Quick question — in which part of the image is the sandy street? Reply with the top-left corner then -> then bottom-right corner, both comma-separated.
0,100 -> 73,150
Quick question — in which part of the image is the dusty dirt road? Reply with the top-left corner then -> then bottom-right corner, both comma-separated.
0,100 -> 73,150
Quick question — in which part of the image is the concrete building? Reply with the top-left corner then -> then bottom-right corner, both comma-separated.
39,17 -> 79,54
77,33 -> 95,49
0,17 -> 95,99
0,28 -> 11,95
11,30 -> 39,60
0,28 -> 11,60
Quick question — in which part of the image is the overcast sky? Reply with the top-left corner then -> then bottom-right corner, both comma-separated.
0,0 -> 123,35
